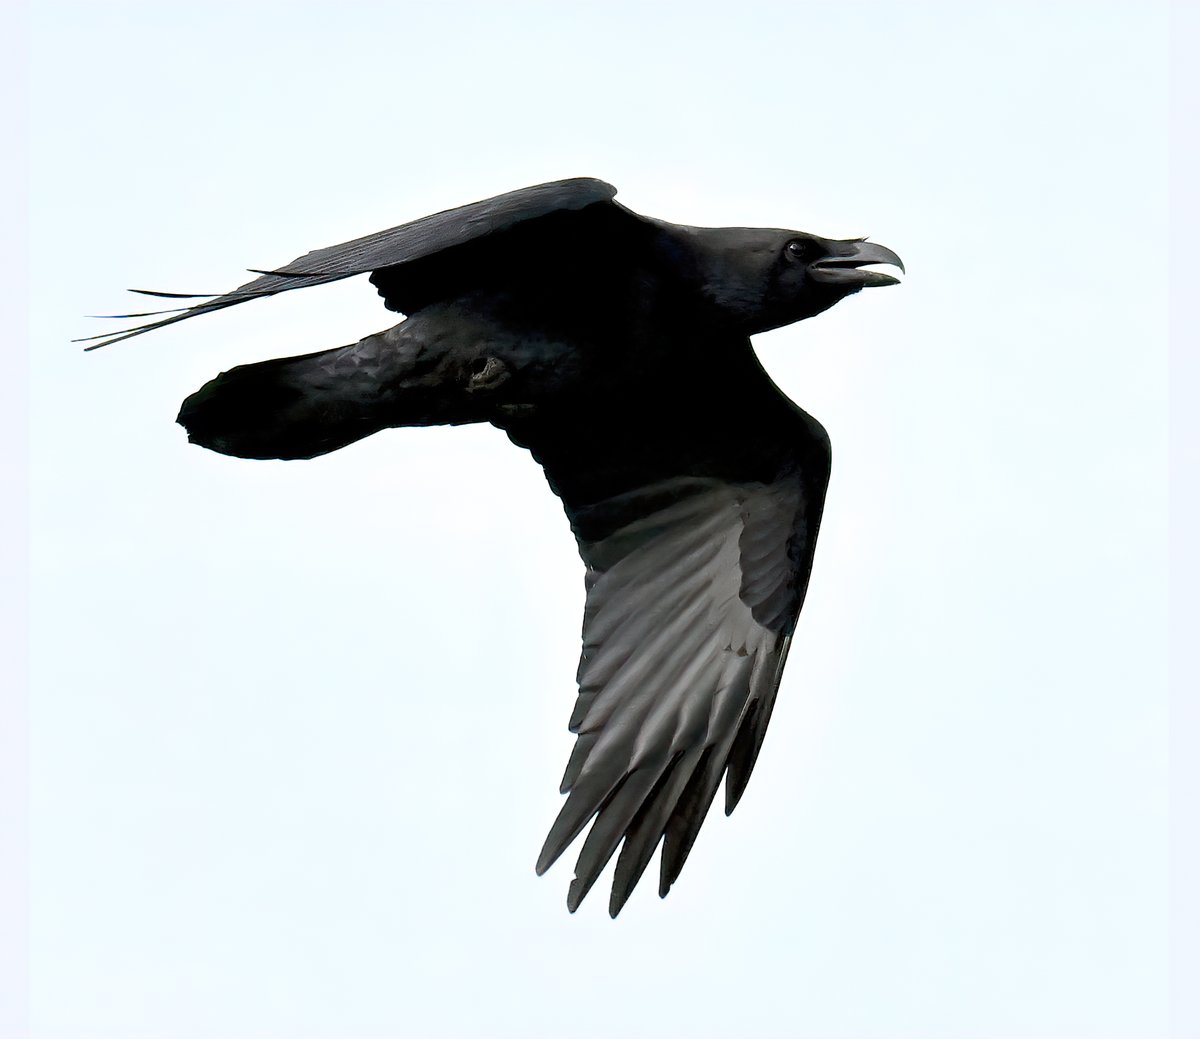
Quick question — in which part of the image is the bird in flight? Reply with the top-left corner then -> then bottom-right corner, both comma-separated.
83,178 -> 903,916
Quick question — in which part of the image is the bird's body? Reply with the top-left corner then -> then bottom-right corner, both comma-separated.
86,178 -> 903,915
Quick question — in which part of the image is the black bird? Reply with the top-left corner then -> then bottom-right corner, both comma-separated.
83,178 -> 903,916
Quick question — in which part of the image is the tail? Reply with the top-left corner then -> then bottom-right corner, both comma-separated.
178,347 -> 370,459
177,321 -> 489,460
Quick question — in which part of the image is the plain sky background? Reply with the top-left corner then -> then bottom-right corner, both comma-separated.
13,2 -> 1184,1037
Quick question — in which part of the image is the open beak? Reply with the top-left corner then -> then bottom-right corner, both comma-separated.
809,239 -> 905,288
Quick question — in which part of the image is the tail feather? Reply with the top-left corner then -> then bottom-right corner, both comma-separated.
177,346 -> 387,460
177,320 -> 486,460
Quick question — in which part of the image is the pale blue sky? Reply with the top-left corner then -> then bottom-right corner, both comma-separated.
21,2 -> 1173,1037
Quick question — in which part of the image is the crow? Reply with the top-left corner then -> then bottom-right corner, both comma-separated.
82,178 -> 904,916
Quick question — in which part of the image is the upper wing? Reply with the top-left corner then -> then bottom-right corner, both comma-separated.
78,177 -> 617,350
518,393 -> 832,916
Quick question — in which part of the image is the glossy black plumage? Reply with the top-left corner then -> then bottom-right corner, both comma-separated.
86,178 -> 903,914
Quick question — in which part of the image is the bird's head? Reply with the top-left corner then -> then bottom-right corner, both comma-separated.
676,225 -> 905,336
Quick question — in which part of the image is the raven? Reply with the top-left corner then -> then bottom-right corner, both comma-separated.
83,178 -> 903,916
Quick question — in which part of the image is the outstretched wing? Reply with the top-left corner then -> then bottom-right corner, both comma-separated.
79,177 -> 617,350
516,382 -> 832,916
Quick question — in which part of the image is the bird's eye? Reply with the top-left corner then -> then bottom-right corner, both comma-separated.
785,240 -> 809,262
